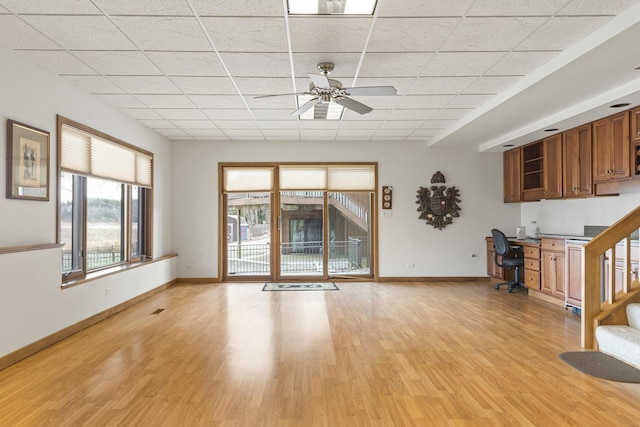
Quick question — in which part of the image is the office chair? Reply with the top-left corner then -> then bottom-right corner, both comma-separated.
491,228 -> 524,293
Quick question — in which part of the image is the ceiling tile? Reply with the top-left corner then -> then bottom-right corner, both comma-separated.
171,76 -> 237,94
190,0 -> 284,16
367,18 -> 458,52
342,95 -> 398,110
21,16 -> 135,50
359,53 -> 432,77
97,94 -> 146,109
251,109 -> 299,120
517,16 -> 612,51
411,129 -> 444,137
441,17 -> 546,51
265,136 -> 302,141
388,110 -> 437,120
289,17 -> 372,52
234,77 -> 295,95
0,0 -> 101,14
169,120 -> 218,129
245,94 -> 296,109
410,76 -> 476,94
256,121 -> 300,129
374,129 -> 413,137
93,0 -> 193,15
146,51 -> 226,76
446,94 -> 494,108
18,50 -> 97,75
0,16 -> 60,49
300,130 -> 338,138
117,109 -> 163,120
335,136 -> 372,141
135,94 -> 197,108
560,0 -> 639,15
430,109 -> 473,119
108,76 -> 182,94
260,129 -> 300,137
74,51 -> 162,75
220,52 -> 291,77
351,77 -> 416,95
203,109 -> 254,120
189,94 -> 247,109
466,0 -> 569,16
201,17 -> 288,52
338,121 -> 384,130
336,129 -> 376,137
215,121 -> 258,130
222,129 -> 264,137
380,120 -> 425,129
342,109 -> 392,121
486,51 -> 560,75
377,0 -> 473,16
394,95 -> 455,109
112,16 -> 212,51
422,52 -> 506,76
295,76 -> 354,92
156,109 -> 208,120
298,121 -> 340,130
64,75 -> 125,94
462,76 -> 521,94
422,119 -> 457,128
293,53 -> 361,78
184,129 -> 226,137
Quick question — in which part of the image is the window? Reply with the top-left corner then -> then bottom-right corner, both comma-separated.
58,116 -> 153,282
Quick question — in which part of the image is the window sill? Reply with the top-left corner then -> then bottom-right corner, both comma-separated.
61,253 -> 177,289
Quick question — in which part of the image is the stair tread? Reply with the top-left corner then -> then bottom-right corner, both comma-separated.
628,303 -> 640,329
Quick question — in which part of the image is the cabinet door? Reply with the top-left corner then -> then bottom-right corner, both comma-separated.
553,253 -> 565,298
610,111 -> 630,180
543,134 -> 562,199
541,251 -> 554,294
565,244 -> 583,307
563,125 -> 592,197
503,148 -> 521,202
593,117 -> 612,183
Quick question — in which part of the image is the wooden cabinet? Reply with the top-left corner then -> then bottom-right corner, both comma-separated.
523,243 -> 541,290
543,134 -> 563,199
522,141 -> 544,201
593,111 -> 630,183
503,148 -> 521,203
541,238 -> 565,299
631,106 -> 640,179
563,124 -> 593,197
565,241 -> 584,308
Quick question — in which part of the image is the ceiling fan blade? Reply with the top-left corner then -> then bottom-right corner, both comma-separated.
291,97 -> 320,116
344,86 -> 397,96
335,97 -> 373,115
309,73 -> 331,89
254,92 -> 306,99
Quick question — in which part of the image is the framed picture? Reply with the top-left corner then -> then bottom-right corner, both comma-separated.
6,119 -> 50,201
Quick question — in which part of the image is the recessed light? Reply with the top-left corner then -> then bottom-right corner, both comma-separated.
503,144 -> 514,147
544,128 -> 559,132
610,103 -> 631,108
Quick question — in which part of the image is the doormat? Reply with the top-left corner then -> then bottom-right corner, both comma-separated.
262,282 -> 339,291
559,351 -> 640,383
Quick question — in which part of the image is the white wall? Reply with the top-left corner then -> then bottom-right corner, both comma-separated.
0,46 -> 176,358
521,192 -> 640,235
171,140 -> 521,279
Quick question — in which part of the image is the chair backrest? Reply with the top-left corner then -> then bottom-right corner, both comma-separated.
491,229 -> 510,256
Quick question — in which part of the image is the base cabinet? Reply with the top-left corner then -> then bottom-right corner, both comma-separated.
486,237 -> 515,282
541,238 -> 565,299
565,242 -> 583,308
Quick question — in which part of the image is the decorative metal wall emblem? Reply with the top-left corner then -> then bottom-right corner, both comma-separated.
416,171 -> 461,230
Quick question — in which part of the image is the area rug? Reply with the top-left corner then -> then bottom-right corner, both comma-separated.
559,351 -> 640,383
262,282 -> 339,291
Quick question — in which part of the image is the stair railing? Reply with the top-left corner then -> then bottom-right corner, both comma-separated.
582,205 -> 640,348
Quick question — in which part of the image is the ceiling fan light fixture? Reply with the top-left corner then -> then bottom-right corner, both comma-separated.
288,0 -> 377,15
297,95 -> 344,120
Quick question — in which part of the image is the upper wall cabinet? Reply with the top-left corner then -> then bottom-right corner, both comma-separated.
503,148 -> 521,203
593,111 -> 630,183
631,106 -> 640,178
543,134 -> 563,199
563,124 -> 592,198
522,141 -> 544,201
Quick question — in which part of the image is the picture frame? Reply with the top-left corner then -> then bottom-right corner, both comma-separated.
6,119 -> 50,201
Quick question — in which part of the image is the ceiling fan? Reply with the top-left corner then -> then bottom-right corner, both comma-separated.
255,62 -> 397,119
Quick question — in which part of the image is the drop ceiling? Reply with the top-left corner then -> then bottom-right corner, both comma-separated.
1,0 -> 640,151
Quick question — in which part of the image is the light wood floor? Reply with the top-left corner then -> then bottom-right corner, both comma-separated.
1,281 -> 639,426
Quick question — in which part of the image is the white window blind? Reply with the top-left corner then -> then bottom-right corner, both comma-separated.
223,167 -> 274,192
279,165 -> 375,190
61,124 -> 153,188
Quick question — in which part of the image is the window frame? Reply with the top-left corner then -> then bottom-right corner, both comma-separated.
57,116 -> 153,284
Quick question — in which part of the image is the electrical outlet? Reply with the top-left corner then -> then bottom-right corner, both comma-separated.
186,264 -> 193,269
105,287 -> 112,296
407,263 -> 415,268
